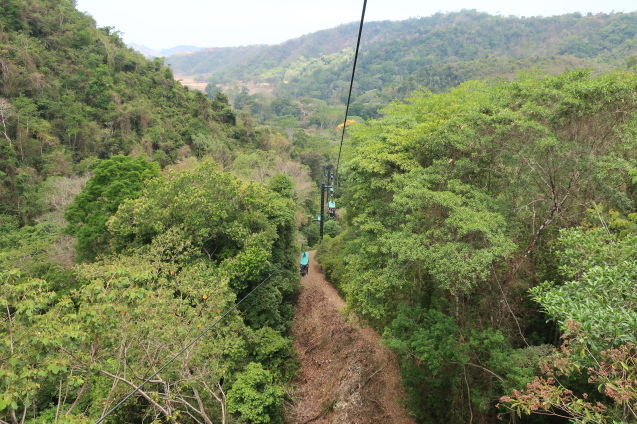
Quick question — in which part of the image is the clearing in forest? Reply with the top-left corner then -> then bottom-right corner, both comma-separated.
286,251 -> 416,424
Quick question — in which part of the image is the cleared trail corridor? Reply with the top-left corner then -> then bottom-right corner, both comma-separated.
286,251 -> 416,424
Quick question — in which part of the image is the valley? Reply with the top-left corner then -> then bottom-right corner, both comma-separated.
2,2 -> 637,423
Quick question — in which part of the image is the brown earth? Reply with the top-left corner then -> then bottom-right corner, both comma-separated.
175,74 -> 275,96
286,251 -> 416,424
175,74 -> 208,92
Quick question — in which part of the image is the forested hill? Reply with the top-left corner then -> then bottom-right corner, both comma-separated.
320,69 -> 637,423
0,0 -> 247,224
1,1 -> 309,423
167,10 -> 637,100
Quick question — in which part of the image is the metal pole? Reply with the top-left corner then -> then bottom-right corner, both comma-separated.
320,183 -> 325,239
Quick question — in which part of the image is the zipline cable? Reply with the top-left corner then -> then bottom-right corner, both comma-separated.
335,0 -> 367,188
94,263 -> 283,424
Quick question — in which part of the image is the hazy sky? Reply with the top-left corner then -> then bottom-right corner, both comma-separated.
75,0 -> 637,50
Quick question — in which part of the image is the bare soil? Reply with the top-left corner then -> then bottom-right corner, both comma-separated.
175,74 -> 275,96
286,252 -> 416,424
175,75 -> 208,92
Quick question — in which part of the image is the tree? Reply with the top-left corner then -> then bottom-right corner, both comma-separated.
227,363 -> 284,424
205,83 -> 222,99
0,98 -> 14,148
327,71 -> 637,421
270,98 -> 300,118
64,155 -> 161,260
268,173 -> 293,198
323,219 -> 341,238
500,223 -> 637,422
107,160 -> 299,330
2,160 -> 299,424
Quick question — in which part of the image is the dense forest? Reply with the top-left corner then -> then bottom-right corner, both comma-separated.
167,10 -> 637,117
0,0 -> 316,423
319,70 -> 637,422
3,0 -> 637,423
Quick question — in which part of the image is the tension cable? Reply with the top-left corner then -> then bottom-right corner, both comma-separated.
335,0 -> 368,188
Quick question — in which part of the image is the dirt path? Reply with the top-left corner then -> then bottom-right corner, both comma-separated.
286,252 -> 416,424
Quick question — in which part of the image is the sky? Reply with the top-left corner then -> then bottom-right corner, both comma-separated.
75,0 -> 637,51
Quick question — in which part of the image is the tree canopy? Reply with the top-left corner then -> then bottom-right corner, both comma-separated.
319,69 -> 637,422
64,155 -> 161,260
2,159 -> 299,424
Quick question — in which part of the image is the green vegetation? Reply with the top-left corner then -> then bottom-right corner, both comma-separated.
64,155 -> 161,260
4,1 -> 637,423
0,1 -> 309,423
1,159 -> 300,423
167,10 -> 637,176
319,69 -> 637,422
0,0 -> 262,225
503,222 -> 637,422
168,10 -> 637,121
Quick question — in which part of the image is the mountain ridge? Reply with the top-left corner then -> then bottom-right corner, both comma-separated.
129,43 -> 206,58
166,10 -> 637,104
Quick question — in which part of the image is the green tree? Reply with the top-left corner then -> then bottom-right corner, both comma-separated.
268,173 -> 293,198
205,82 -> 222,99
502,223 -> 637,422
227,363 -> 284,424
0,271 -> 63,424
107,160 -> 299,330
270,98 -> 300,118
328,70 -> 637,421
64,155 -> 161,260
1,160 -> 299,424
323,219 -> 341,238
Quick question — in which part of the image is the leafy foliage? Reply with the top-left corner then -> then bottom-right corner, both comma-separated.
0,0 -> 247,223
0,2 -> 313,424
500,224 -> 637,422
227,363 -> 285,424
501,328 -> 637,423
1,159 -> 299,423
318,70 -> 637,422
64,155 -> 161,260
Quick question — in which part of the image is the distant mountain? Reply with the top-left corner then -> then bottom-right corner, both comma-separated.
166,10 -> 637,106
166,45 -> 266,74
129,43 -> 158,57
130,43 -> 206,58
160,45 -> 206,56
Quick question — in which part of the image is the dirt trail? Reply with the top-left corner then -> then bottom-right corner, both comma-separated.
286,252 -> 416,424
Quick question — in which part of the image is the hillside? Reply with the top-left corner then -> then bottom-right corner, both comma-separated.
320,69 -> 637,422
167,10 -> 637,103
0,1 -> 315,424
0,0 -> 251,224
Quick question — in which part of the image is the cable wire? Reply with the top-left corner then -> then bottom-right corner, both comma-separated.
335,0 -> 368,188
94,263 -> 283,424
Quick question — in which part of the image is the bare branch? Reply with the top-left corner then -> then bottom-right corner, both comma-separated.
64,377 -> 89,416
465,362 -> 504,382
100,370 -> 171,417
361,364 -> 387,388
4,303 -> 13,355
0,98 -> 13,147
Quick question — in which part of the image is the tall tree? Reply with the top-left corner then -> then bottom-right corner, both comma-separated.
64,155 -> 161,260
